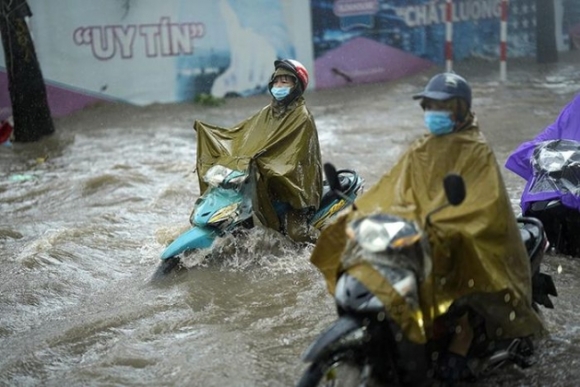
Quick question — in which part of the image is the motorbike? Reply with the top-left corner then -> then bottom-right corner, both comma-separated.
296,164 -> 558,387
522,139 -> 580,257
151,159 -> 364,281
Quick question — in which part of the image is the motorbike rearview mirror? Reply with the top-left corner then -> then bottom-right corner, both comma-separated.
443,174 -> 466,206
324,162 -> 341,192
324,162 -> 358,211
426,173 -> 466,227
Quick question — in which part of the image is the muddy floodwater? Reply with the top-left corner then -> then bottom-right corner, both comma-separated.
2,53 -> 580,387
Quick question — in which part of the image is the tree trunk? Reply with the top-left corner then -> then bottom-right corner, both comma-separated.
0,0 -> 54,142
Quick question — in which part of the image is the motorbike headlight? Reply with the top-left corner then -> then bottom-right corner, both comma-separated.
208,203 -> 238,226
536,149 -> 569,172
350,217 -> 405,252
344,214 -> 430,281
204,165 -> 234,187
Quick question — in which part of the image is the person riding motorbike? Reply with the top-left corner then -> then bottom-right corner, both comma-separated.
309,72 -> 545,382
505,93 -> 580,214
194,59 -> 323,243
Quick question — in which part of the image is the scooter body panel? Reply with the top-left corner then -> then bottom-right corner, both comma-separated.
160,172 -> 253,260
160,226 -> 216,260
191,186 -> 245,227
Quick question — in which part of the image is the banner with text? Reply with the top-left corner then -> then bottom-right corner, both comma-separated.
311,0 -> 538,89
0,0 -> 313,116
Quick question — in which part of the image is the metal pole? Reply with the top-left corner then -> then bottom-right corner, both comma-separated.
445,0 -> 453,72
500,0 -> 508,82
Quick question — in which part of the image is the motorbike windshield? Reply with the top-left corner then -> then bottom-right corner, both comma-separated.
203,165 -> 247,189
529,139 -> 580,196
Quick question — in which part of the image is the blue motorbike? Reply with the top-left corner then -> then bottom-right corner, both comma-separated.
151,161 -> 364,280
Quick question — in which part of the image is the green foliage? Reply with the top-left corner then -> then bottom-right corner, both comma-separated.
194,93 -> 226,107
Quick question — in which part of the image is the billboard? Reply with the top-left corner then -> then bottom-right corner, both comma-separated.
0,0 -> 572,118
311,0 -> 538,89
0,0 -> 313,117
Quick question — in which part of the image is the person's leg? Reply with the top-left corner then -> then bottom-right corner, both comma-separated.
448,313 -> 474,356
437,313 -> 475,381
283,208 -> 316,243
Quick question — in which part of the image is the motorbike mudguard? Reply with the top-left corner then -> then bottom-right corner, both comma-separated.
301,316 -> 362,363
160,226 -> 216,260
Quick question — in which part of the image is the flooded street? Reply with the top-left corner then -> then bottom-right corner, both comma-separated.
1,52 -> 580,387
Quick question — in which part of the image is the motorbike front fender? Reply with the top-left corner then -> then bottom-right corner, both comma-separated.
301,316 -> 363,363
160,226 -> 216,260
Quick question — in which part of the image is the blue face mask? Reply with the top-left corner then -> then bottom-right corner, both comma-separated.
271,86 -> 291,100
424,111 -> 455,135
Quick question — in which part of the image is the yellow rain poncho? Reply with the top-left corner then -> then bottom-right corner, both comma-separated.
311,119 -> 545,344
194,96 -> 323,231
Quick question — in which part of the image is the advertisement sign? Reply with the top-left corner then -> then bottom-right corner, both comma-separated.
311,0 -> 538,89
0,0 -> 312,116
0,0 -> 573,118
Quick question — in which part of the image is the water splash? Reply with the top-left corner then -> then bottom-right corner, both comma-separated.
179,226 -> 314,274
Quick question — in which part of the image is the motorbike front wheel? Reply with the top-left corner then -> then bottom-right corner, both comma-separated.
150,256 -> 182,282
297,353 -> 381,387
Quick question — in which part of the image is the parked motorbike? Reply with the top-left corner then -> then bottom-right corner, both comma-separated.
522,139 -> 580,257
296,164 -> 557,387
151,159 -> 364,281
